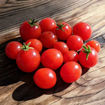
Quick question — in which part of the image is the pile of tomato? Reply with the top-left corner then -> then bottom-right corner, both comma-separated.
5,17 -> 100,89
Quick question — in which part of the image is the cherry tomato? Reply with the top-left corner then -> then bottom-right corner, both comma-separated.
5,41 -> 22,60
39,17 -> 57,32
63,50 -> 78,62
79,45 -> 98,68
73,22 -> 92,41
26,39 -> 42,52
40,31 -> 58,48
67,35 -> 83,51
53,41 -> 69,54
33,68 -> 57,89
86,40 -> 100,53
55,22 -> 72,40
60,61 -> 82,83
20,19 -> 41,41
16,43 -> 40,72
41,49 -> 63,70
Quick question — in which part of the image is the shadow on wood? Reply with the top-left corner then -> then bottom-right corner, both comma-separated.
0,37 -> 89,101
12,67 -> 71,101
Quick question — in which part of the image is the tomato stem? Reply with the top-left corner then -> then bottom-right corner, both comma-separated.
56,23 -> 65,31
28,19 -> 38,27
83,45 -> 91,60
21,42 -> 32,51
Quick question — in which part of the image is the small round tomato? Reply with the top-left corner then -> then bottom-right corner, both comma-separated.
63,50 -> 78,62
41,49 -> 63,70
86,40 -> 100,53
20,19 -> 41,41
39,17 -> 57,32
16,43 -> 40,72
55,22 -> 72,40
40,31 -> 58,48
67,35 -> 83,51
60,61 -> 82,83
33,68 -> 57,89
26,39 -> 42,52
73,22 -> 92,41
79,45 -> 98,68
5,41 -> 22,60
53,41 -> 69,54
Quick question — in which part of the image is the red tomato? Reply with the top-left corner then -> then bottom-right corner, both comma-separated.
79,45 -> 98,68
60,61 -> 82,83
26,39 -> 42,52
86,40 -> 100,53
20,19 -> 41,41
33,68 -> 57,89
5,41 -> 22,60
63,50 -> 78,62
40,31 -> 58,48
16,43 -> 40,72
39,17 -> 57,32
55,22 -> 72,40
41,49 -> 63,70
67,35 -> 83,51
73,22 -> 92,41
53,41 -> 69,54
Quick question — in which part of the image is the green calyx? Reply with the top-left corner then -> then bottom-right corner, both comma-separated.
21,42 -> 31,51
28,19 -> 38,27
56,23 -> 65,31
83,45 -> 91,60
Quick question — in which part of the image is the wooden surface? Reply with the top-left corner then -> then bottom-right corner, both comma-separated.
0,0 -> 105,105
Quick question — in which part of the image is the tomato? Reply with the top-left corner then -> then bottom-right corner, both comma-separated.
20,19 -> 41,41
16,43 -> 40,72
40,31 -> 58,48
79,45 -> 98,68
86,40 -> 100,53
33,68 -> 57,89
39,17 -> 57,32
26,39 -> 42,52
5,41 -> 22,60
63,50 -> 78,62
60,61 -> 82,83
67,35 -> 83,51
55,22 -> 72,40
41,49 -> 63,70
73,22 -> 92,41
53,41 -> 69,54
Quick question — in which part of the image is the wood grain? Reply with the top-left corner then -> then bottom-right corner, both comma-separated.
0,0 -> 105,105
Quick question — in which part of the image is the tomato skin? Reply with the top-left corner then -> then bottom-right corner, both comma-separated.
79,47 -> 98,68
26,39 -> 42,52
63,50 -> 78,62
86,40 -> 100,53
60,61 -> 82,83
20,21 -> 41,41
67,35 -> 83,51
55,22 -> 72,40
73,22 -> 92,41
39,17 -> 57,32
33,68 -> 57,89
53,41 -> 69,54
16,48 -> 40,72
41,49 -> 63,70
40,31 -> 58,48
5,41 -> 22,60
